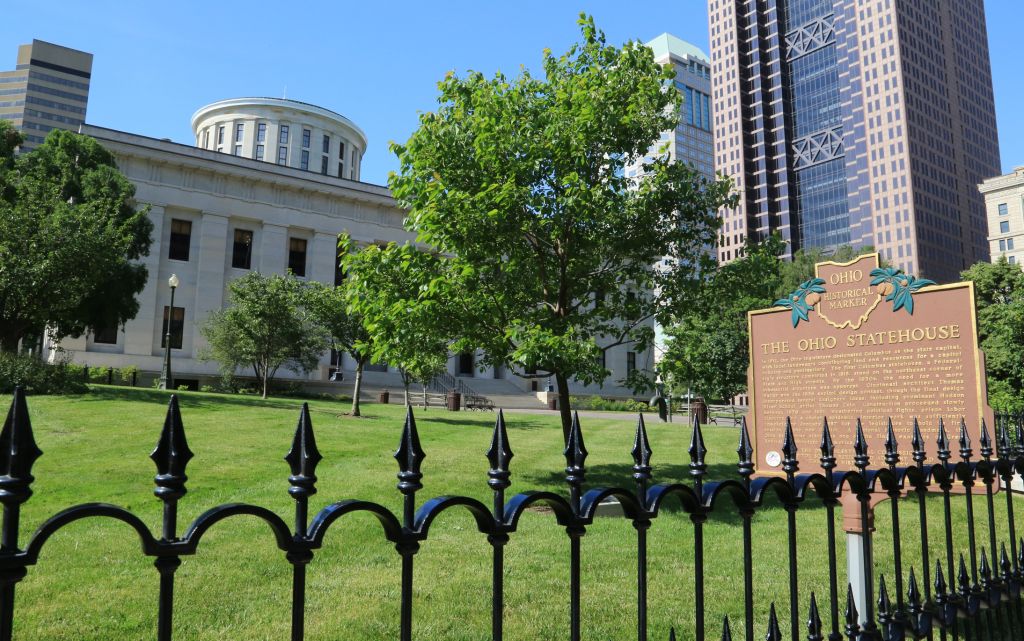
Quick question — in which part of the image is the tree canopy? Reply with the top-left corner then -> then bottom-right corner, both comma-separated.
200,272 -> 326,398
384,15 -> 736,438
961,258 -> 1024,411
0,128 -> 152,351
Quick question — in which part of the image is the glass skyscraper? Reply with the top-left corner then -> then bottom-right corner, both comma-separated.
709,0 -> 1000,282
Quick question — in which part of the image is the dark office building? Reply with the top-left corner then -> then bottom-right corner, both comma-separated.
709,0 -> 1000,282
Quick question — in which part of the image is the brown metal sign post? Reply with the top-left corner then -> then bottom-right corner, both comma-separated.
746,252 -> 995,622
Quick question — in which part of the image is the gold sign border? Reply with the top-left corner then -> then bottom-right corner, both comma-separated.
746,277 -> 986,478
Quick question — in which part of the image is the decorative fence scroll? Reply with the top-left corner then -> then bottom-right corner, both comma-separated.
0,387 -> 1023,641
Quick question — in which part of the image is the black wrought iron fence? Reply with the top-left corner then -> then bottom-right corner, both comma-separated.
0,386 -> 1023,641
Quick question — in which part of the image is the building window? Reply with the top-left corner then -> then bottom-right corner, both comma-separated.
161,306 -> 185,349
1000,239 -> 1007,251
217,126 -> 225,144
1010,238 -> 1016,251
321,156 -> 328,175
627,351 -> 636,376
1011,256 -> 1018,265
257,122 -> 266,143
255,144 -> 264,160
235,123 -> 244,143
999,203 -> 1008,216
337,162 -> 345,178
169,219 -> 191,261
1000,221 -> 1010,233
300,150 -> 309,171
232,229 -> 253,269
233,144 -> 241,156
458,352 -> 475,375
322,134 -> 330,154
279,125 -> 289,144
93,324 -> 118,345
302,128 -> 311,148
334,247 -> 345,286
338,141 -> 345,159
277,146 -> 287,165
288,238 -> 307,276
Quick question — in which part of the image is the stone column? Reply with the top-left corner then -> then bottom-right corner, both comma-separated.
191,212 -> 229,356
123,205 -> 166,356
260,223 -> 288,274
310,231 -> 339,285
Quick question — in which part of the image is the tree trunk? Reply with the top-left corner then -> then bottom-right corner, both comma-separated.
556,371 -> 573,445
261,366 -> 269,399
421,384 -> 428,410
404,383 -> 410,406
351,360 -> 364,417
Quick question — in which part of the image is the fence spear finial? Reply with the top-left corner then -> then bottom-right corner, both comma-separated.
933,560 -> 948,604
150,395 -> 193,503
979,419 -> 993,460
564,411 -> 587,505
1000,543 -> 1013,583
486,409 -> 514,494
853,418 -> 870,471
884,418 -> 899,468
877,575 -> 893,624
737,416 -> 754,481
0,387 -> 42,508
957,553 -> 971,598
806,592 -> 822,641
997,422 -> 1010,459
844,584 -> 860,637
781,417 -> 798,478
395,405 -> 425,528
285,403 -> 321,496
907,567 -> 922,614
720,615 -> 732,641
819,417 -> 835,473
765,603 -> 782,641
688,411 -> 707,482
979,548 -> 992,590
936,418 -> 951,463
958,417 -> 972,461
911,418 -> 926,466
631,413 -> 652,490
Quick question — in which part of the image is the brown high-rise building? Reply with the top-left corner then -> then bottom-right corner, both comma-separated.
708,0 -> 1000,282
0,40 -> 92,152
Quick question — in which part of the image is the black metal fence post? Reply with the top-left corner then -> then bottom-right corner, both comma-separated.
0,389 -> 40,641
564,412 -> 587,641
487,410 -> 513,641
395,406 -> 425,641
150,396 -> 193,641
284,403 -> 321,641
688,414 -> 708,641
632,415 -> 653,641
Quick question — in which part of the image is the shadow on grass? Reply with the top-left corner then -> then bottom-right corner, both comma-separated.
418,413 -> 549,432
78,385 -> 348,414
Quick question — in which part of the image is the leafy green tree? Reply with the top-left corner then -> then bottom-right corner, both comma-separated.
387,16 -> 735,440
660,237 -> 784,405
961,258 -> 1024,411
0,129 -> 152,352
776,245 -> 882,298
341,240 -> 452,406
201,272 -> 326,399
306,279 -> 372,416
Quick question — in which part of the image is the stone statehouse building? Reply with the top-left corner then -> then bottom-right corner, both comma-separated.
50,98 -> 649,400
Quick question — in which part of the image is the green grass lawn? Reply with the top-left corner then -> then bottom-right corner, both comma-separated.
3,386 -> 1020,640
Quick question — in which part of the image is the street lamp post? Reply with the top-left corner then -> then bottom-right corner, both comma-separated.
157,274 -> 179,390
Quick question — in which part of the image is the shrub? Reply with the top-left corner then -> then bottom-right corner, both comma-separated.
0,353 -> 88,395
570,395 -> 650,412
118,365 -> 139,385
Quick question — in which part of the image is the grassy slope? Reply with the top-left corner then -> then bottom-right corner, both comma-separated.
4,386 -> 1018,640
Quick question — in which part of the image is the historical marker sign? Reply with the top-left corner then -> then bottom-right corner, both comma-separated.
747,253 -> 993,473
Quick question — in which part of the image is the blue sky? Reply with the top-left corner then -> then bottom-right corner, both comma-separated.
3,1 -> 1021,186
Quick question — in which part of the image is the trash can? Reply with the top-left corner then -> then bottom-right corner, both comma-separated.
446,391 -> 461,411
378,390 -> 390,404
690,398 -> 708,425
547,397 -> 558,411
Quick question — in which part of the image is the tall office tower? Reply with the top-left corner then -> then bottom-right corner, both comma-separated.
0,40 -> 92,152
708,0 -> 1000,282
626,34 -> 714,182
